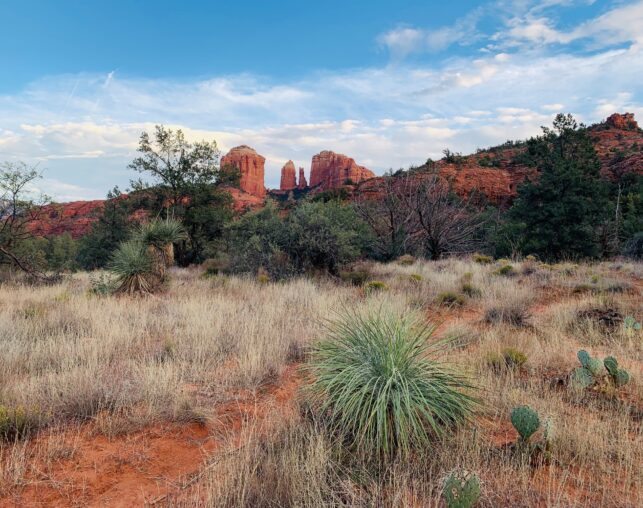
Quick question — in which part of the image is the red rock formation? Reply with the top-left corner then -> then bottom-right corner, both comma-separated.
26,113 -> 642,237
298,167 -> 308,189
309,150 -> 375,190
29,200 -> 105,238
605,113 -> 638,130
220,145 -> 266,197
279,160 -> 297,190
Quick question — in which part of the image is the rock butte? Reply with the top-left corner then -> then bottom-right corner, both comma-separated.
298,167 -> 307,189
28,113 -> 642,237
279,160 -> 297,191
220,145 -> 266,198
310,150 -> 375,189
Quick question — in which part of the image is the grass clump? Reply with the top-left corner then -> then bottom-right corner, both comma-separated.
409,273 -> 423,283
339,269 -> 372,286
364,280 -> 388,294
473,253 -> 493,264
493,264 -> 515,276
308,309 -> 477,459
396,254 -> 416,265
436,291 -> 466,307
487,348 -> 527,371
0,405 -> 40,441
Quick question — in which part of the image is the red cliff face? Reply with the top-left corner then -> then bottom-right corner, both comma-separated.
309,150 -> 375,190
29,200 -> 105,238
298,167 -> 308,189
220,145 -> 266,198
279,160 -> 297,190
605,113 -> 638,130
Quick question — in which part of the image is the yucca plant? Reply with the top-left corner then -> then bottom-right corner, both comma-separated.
109,240 -> 154,295
308,309 -> 478,459
135,218 -> 187,278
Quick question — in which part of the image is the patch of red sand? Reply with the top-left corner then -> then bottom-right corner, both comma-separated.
1,366 -> 302,508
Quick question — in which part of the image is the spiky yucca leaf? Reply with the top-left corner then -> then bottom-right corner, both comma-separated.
308,309 -> 478,459
136,218 -> 187,249
109,240 -> 154,294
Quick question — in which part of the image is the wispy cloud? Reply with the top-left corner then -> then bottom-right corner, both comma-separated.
0,1 -> 642,200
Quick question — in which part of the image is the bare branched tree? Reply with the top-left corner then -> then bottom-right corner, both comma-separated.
354,172 -> 415,260
401,173 -> 485,259
0,161 -> 49,276
356,170 -> 485,260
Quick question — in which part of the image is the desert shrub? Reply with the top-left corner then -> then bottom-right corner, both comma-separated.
409,273 -> 423,283
473,253 -> 493,264
135,218 -> 187,279
460,282 -> 480,297
487,348 -> 527,371
201,256 -> 229,278
622,232 -> 643,259
89,272 -> 115,295
436,291 -> 466,307
493,264 -> 515,276
0,405 -> 40,441
308,310 -> 477,459
396,254 -> 416,265
226,201 -> 370,278
339,269 -> 372,286
108,240 -> 155,294
364,280 -> 388,294
484,296 -> 531,326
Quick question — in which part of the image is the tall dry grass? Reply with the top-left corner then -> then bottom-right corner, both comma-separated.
0,257 -> 641,506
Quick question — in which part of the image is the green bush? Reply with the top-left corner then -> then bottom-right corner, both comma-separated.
473,253 -> 493,264
409,273 -> 423,283
487,348 -> 527,371
308,310 -> 477,458
493,264 -> 515,276
460,282 -> 481,297
364,280 -> 388,294
436,291 -> 466,307
0,405 -> 38,441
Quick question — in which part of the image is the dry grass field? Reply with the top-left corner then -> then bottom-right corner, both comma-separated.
0,258 -> 641,507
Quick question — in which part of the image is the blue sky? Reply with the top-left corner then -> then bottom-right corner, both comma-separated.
1,0 -> 642,200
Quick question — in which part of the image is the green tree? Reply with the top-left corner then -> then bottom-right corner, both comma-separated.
285,201 -> 371,274
77,187 -> 130,269
0,161 -> 50,277
225,200 -> 370,278
46,233 -> 78,271
503,114 -> 609,260
128,125 -> 234,264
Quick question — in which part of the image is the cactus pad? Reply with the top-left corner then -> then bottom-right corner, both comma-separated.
511,406 -> 540,441
443,470 -> 481,508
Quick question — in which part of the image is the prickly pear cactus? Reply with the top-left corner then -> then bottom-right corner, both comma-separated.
442,469 -> 481,508
614,369 -> 630,387
577,350 -> 591,368
510,406 -> 540,441
571,367 -> 594,389
604,356 -> 618,376
586,357 -> 603,376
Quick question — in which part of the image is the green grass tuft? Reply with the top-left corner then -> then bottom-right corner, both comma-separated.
308,309 -> 477,459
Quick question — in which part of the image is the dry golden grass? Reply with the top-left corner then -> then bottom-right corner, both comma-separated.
0,258 -> 641,506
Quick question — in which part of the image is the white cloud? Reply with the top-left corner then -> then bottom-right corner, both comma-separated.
1,2 -> 642,200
